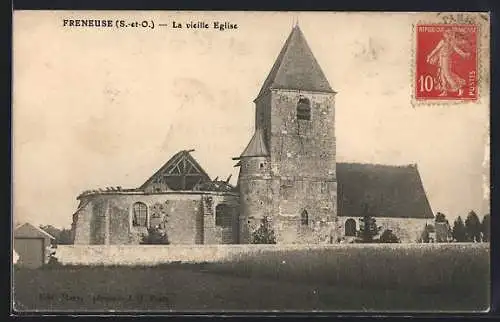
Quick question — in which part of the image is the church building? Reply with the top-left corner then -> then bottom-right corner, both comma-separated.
71,25 -> 434,245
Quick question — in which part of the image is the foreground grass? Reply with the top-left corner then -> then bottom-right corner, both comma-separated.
13,244 -> 490,312
209,243 -> 490,293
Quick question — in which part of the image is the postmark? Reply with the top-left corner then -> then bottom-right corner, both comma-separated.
415,24 -> 478,102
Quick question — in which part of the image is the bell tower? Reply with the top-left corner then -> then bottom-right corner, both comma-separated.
237,24 -> 337,244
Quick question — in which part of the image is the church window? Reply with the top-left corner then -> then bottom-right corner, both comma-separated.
132,202 -> 148,227
215,204 -> 232,228
301,210 -> 309,226
297,97 -> 311,121
345,218 -> 357,236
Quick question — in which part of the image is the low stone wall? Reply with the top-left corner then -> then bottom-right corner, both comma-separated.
56,245 -> 306,265
55,243 -> 487,266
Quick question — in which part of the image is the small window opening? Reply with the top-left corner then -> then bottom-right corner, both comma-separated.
301,210 -> 309,226
297,97 -> 311,121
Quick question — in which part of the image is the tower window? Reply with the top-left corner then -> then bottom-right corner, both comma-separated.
301,210 -> 309,226
297,97 -> 311,121
320,182 -> 328,194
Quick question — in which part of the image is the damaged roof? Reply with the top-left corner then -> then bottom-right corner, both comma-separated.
139,150 -> 211,191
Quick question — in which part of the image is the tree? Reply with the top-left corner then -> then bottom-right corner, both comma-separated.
39,225 -> 73,245
481,214 -> 490,242
434,212 -> 451,242
379,229 -> 400,243
251,216 -> 277,244
57,229 -> 73,244
435,212 -> 447,223
357,214 -> 381,243
452,216 -> 467,242
40,225 -> 60,238
465,210 -> 482,242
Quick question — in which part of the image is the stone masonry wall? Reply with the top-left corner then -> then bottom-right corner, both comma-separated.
339,216 -> 432,243
72,200 -> 92,245
90,199 -> 107,245
268,90 -> 336,180
267,90 -> 337,244
72,192 -> 240,245
238,156 -> 272,244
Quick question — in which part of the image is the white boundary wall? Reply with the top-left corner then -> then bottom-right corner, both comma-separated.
55,243 -> 488,266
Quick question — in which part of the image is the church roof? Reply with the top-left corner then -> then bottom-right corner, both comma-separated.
236,129 -> 269,159
255,24 -> 335,100
139,150 -> 211,191
337,162 -> 434,219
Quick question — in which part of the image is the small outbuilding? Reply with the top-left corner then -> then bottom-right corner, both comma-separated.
14,223 -> 55,268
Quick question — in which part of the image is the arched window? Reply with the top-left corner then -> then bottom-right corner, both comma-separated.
297,97 -> 311,121
345,218 -> 357,236
301,210 -> 309,226
132,202 -> 148,227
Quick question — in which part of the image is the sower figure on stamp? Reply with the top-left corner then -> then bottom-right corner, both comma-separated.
426,29 -> 471,97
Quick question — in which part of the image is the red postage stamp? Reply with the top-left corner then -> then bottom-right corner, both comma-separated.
415,24 -> 478,101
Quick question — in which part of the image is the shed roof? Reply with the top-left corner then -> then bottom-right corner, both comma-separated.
14,222 -> 56,240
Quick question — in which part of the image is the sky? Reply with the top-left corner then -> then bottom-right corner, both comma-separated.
13,11 -> 490,228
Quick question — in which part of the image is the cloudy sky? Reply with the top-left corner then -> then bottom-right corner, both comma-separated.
13,11 -> 490,228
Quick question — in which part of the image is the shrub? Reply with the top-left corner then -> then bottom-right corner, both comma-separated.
418,224 -> 434,243
140,227 -> 170,245
379,229 -> 400,243
251,217 -> 276,244
46,247 -> 61,267
47,254 -> 60,266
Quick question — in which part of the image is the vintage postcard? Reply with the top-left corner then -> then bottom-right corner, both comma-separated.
12,11 -> 490,313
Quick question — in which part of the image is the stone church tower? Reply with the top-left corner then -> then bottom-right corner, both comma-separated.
235,24 -> 338,244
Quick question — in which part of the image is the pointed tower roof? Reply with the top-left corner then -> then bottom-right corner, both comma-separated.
234,129 -> 269,159
255,24 -> 335,101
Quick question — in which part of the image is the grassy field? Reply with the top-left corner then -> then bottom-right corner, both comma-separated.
13,244 -> 490,313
